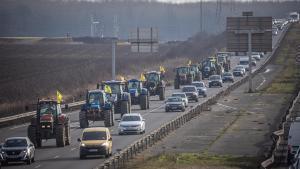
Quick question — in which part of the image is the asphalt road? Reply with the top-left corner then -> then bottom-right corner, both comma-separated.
0,26 -> 286,169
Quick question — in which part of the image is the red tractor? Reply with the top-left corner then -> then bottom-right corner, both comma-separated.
27,99 -> 70,148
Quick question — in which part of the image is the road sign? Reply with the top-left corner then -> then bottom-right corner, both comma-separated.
226,17 -> 272,52
129,27 -> 159,53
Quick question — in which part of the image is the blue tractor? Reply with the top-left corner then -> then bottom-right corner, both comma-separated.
98,80 -> 131,117
126,79 -> 149,110
79,90 -> 115,128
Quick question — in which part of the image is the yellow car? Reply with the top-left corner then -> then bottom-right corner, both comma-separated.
77,127 -> 112,159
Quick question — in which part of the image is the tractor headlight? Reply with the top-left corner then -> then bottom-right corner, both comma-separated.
80,143 -> 86,147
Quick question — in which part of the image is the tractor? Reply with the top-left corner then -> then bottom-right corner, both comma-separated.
216,52 -> 231,72
126,79 -> 149,110
174,66 -> 193,89
143,71 -> 166,100
190,64 -> 201,81
27,99 -> 70,148
201,58 -> 224,79
97,80 -> 131,117
79,89 -> 115,128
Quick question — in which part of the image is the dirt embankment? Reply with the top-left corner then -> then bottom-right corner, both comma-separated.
0,32 -> 226,117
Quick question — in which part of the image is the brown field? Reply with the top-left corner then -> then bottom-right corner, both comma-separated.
0,32 -> 225,118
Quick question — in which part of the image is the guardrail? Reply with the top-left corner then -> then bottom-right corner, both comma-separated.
0,101 -> 85,127
95,24 -> 290,169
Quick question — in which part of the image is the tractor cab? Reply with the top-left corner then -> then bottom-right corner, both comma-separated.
176,66 -> 190,75
127,79 -> 142,90
86,90 -> 107,108
37,100 -> 61,126
144,71 -> 162,85
143,71 -> 165,100
99,81 -> 126,95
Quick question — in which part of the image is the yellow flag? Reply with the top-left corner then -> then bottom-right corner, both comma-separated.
140,73 -> 146,81
188,60 -> 192,66
104,85 -> 112,94
159,66 -> 166,73
56,90 -> 63,104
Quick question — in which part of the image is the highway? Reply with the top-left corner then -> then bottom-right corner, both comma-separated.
0,26 -> 286,169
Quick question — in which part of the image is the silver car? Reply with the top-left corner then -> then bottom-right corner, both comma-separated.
118,113 -> 145,135
165,97 -> 185,112
171,93 -> 188,107
1,137 -> 35,165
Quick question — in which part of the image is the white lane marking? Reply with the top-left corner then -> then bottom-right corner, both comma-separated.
264,68 -> 271,73
9,123 -> 29,130
71,147 -> 76,151
217,103 -> 238,110
54,155 -> 60,159
143,104 -> 166,117
34,165 -> 42,168
256,75 -> 266,90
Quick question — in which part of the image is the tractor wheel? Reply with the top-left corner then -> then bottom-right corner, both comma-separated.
174,79 -> 180,89
140,95 -> 147,110
195,73 -> 201,81
65,120 -> 71,146
159,87 -> 165,101
104,109 -> 113,127
27,125 -> 41,148
146,96 -> 150,109
121,101 -> 130,116
56,124 -> 66,147
79,111 -> 89,128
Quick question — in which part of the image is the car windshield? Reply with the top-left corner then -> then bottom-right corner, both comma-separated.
167,97 -> 181,102
182,87 -> 196,92
107,83 -> 121,94
192,83 -> 204,87
82,131 -> 107,141
122,115 -> 141,121
88,92 -> 104,105
240,61 -> 249,65
4,139 -> 27,147
209,76 -> 221,80
236,66 -> 244,70
128,81 -> 140,89
177,67 -> 188,74
172,94 -> 185,98
147,73 -> 159,82
39,103 -> 57,115
223,73 -> 232,76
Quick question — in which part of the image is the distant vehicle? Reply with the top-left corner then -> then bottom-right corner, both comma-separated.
165,97 -> 185,112
144,71 -> 166,100
252,54 -> 261,61
126,79 -> 149,110
78,127 -> 112,159
0,137 -> 35,165
182,86 -> 199,102
118,113 -> 145,135
239,57 -> 250,71
233,67 -> 245,77
234,66 -> 246,75
191,81 -> 207,97
272,27 -> 278,36
222,72 -> 234,83
171,93 -> 188,107
252,52 -> 264,58
208,75 -> 223,88
289,12 -> 300,23
288,120 -> 300,154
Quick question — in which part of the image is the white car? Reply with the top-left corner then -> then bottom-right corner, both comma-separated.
252,54 -> 261,61
172,93 -> 188,107
118,113 -> 145,135
182,86 -> 199,102
235,65 -> 246,75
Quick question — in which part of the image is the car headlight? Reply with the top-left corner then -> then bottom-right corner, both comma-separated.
80,143 -> 86,147
20,150 -> 28,156
101,142 -> 109,147
1,151 -> 6,155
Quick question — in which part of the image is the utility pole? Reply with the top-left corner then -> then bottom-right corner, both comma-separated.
112,15 -> 119,80
200,0 -> 203,32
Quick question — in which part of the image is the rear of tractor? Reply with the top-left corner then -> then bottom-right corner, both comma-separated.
144,71 -> 166,100
126,79 -> 149,110
27,99 -> 71,148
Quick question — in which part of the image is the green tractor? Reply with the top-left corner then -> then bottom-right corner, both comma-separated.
126,79 -> 150,110
174,66 -> 193,89
190,64 -> 201,81
143,71 -> 166,100
216,52 -> 231,72
27,99 -> 71,148
79,90 -> 115,128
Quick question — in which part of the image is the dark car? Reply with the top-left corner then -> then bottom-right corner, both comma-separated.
208,75 -> 223,88
222,72 -> 234,83
191,81 -> 207,97
1,137 -> 35,166
165,97 -> 185,112
182,86 -> 199,102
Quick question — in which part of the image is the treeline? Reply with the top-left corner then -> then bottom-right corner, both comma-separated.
0,0 -> 299,40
